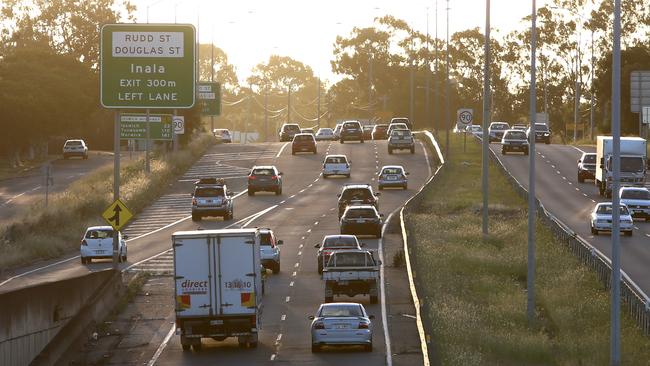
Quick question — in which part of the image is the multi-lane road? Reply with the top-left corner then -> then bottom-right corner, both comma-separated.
0,137 -> 433,365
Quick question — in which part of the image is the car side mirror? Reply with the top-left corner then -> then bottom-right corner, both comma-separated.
314,243 -> 321,248
277,240 -> 284,245
369,315 -> 375,319
308,315 -> 315,320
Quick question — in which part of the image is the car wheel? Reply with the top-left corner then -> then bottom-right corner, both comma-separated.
83,154 -> 88,160
578,174 -> 584,183
311,343 -> 320,353
378,185 -> 383,190
122,254 -> 127,262
340,139 -> 344,144
275,188 -> 282,195
545,139 -> 550,145
365,343 -> 373,352
388,148 -> 393,154
625,230 -> 633,237
345,174 -> 350,178
524,149 -> 529,156
591,226 -> 598,235
410,147 -> 415,154
192,342 -> 202,352
323,174 -> 328,179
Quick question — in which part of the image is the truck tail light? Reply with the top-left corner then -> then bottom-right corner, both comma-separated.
250,314 -> 257,326
358,321 -> 370,329
314,321 -> 325,329
81,239 -> 88,246
248,176 -> 256,180
271,175 -> 278,180
192,198 -> 197,206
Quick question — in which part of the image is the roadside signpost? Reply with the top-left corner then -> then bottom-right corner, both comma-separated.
457,108 -> 473,152
102,199 -> 133,232
198,82 -> 221,116
100,23 -> 195,269
173,115 -> 185,134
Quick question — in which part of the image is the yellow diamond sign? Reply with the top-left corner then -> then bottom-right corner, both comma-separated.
102,199 -> 133,231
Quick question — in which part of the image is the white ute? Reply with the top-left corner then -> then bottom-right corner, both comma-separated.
173,229 -> 263,351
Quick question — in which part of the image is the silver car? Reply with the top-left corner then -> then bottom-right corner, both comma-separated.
377,165 -> 409,190
589,202 -> 634,236
310,302 -> 374,352
316,128 -> 335,141
260,228 -> 283,274
323,154 -> 351,178
620,187 -> 650,221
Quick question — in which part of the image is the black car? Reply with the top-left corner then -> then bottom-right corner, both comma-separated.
292,133 -> 317,154
279,123 -> 301,142
248,165 -> 283,195
340,121 -> 364,143
191,179 -> 234,221
526,123 -> 551,144
314,234 -> 363,274
577,152 -> 597,183
337,184 -> 379,218
340,205 -> 383,238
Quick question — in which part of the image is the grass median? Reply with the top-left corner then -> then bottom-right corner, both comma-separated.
407,134 -> 650,365
0,134 -> 214,271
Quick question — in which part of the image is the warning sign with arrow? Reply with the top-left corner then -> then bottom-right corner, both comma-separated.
102,199 -> 133,231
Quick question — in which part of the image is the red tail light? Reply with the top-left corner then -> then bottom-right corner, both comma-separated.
271,175 -> 278,180
192,198 -> 197,205
250,314 -> 257,326
248,176 -> 256,180
314,321 -> 325,329
81,239 -> 88,246
358,321 -> 370,329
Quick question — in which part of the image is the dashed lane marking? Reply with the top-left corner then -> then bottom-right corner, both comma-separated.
281,314 -> 286,321
285,296 -> 291,302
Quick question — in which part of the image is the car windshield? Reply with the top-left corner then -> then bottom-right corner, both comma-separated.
194,187 -> 224,197
260,233 -> 273,246
621,190 -> 650,200
344,208 -> 376,218
66,141 -> 82,146
390,124 -> 407,130
382,168 -> 402,175
505,131 -> 527,139
319,304 -> 362,317
583,154 -> 596,164
341,188 -> 372,201
294,135 -> 313,141
391,130 -> 411,137
325,157 -> 347,164
252,168 -> 274,176
323,236 -> 358,248
329,252 -> 374,267
534,124 -> 549,131
392,118 -> 409,124
317,129 -> 332,135
596,205 -> 630,215
374,125 -> 388,131
343,122 -> 360,129
85,229 -> 113,239
284,125 -> 300,132
491,123 -> 508,130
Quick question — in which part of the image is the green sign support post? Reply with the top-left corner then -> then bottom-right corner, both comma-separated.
100,23 -> 195,269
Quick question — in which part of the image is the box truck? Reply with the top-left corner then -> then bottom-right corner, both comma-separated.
173,229 -> 263,351
595,136 -> 647,197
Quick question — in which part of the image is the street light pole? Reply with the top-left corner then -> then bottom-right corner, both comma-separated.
445,0 -> 450,158
481,0 -> 490,237
527,0 -> 538,326
590,29 -> 595,140
434,0 -> 439,133
425,7 -> 431,132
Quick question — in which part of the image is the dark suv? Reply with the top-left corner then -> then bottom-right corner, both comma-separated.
279,123 -> 301,142
340,205 -> 383,238
577,152 -> 596,183
340,121 -> 364,143
292,133 -> 317,154
191,178 -> 234,221
337,184 -> 379,218
248,165 -> 283,195
526,123 -> 551,144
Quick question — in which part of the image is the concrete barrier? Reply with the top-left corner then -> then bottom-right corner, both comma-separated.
0,269 -> 123,366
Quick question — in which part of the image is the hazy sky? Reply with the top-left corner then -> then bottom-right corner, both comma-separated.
133,0 -> 547,84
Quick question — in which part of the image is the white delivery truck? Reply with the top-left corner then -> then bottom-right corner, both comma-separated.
595,136 -> 647,197
173,229 -> 263,351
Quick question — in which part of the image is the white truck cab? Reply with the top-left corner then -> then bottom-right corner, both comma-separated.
595,136 -> 647,197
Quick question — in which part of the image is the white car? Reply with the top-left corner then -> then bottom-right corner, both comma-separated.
315,128 -> 335,141
466,125 -> 482,135
213,128 -> 232,143
387,122 -> 409,136
310,302 -> 374,352
620,187 -> 650,221
322,155 -> 351,178
80,226 -> 127,264
63,139 -> 88,159
260,228 -> 283,274
589,202 -> 634,236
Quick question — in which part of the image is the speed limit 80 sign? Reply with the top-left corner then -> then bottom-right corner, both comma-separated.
457,108 -> 474,128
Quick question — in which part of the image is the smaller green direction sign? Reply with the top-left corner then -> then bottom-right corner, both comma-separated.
120,113 -> 173,140
198,82 -> 221,116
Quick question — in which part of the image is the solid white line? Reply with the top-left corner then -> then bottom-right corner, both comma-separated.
420,141 -> 432,178
146,322 -> 176,366
2,191 -> 28,206
270,354 -> 277,361
241,205 -> 279,228
276,142 -> 290,158
571,145 -> 586,154
378,212 -> 394,366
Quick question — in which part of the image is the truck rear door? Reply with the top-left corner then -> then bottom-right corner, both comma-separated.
215,234 -> 259,315
174,236 -> 213,318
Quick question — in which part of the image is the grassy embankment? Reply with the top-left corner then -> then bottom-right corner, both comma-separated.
0,134 -> 214,270
407,134 -> 650,365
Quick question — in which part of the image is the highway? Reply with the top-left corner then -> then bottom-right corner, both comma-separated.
489,141 -> 650,297
1,138 -> 433,365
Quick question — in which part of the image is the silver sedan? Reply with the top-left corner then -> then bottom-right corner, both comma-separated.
310,302 -> 374,352
377,165 -> 409,190
589,202 -> 634,236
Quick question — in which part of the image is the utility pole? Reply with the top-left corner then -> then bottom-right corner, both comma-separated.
590,29 -> 595,140
317,77 -> 321,128
112,111 -> 120,270
409,43 -> 415,126
264,88 -> 269,141
434,0 -> 439,133
574,33 -> 581,142
369,53 -> 373,120
287,84 -> 291,123
425,7 -> 431,131
482,0 -> 490,237
245,84 -> 251,144
210,39 -> 215,133
445,0 -> 450,158
527,0 -> 538,327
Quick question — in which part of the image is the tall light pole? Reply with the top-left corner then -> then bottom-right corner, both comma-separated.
445,0 -> 450,157
317,77 -> 321,128
287,84 -> 292,123
589,29 -> 595,140
527,0 -> 538,326
434,0 -> 439,133
611,1 -> 622,364
425,7 -> 431,131
409,43 -> 415,125
481,0 -> 490,237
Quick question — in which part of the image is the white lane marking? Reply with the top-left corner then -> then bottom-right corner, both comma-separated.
378,212 -> 395,366
540,154 -> 545,158
270,354 -> 277,361
299,189 -> 306,193
285,296 -> 290,302
146,321 -> 176,366
308,183 -> 313,187
2,191 -> 28,206
420,141 -> 433,178
583,193 -> 588,197
0,255 -> 81,287
568,182 -> 573,185
276,333 -> 283,344
646,234 -> 650,238
562,176 -> 567,180
556,170 -> 561,174
314,221 -> 319,225
290,194 -> 296,199
551,165 -> 556,168
241,205 -> 279,228
294,262 -> 300,268
299,244 -> 303,249
281,314 -> 286,321
571,145 -> 587,154
292,271 -> 297,277
307,229 -> 311,233
285,207 -> 294,210
301,236 -> 305,240
575,188 -> 580,191
298,251 -> 302,256
280,200 -> 286,204
634,226 -> 639,230
276,142 -> 290,157
591,199 -> 597,203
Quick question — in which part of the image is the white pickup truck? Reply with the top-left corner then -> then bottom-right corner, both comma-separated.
322,249 -> 380,304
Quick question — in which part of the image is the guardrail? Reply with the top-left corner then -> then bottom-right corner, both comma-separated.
487,142 -> 650,336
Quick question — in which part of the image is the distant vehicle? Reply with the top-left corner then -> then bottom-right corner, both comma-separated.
301,128 -> 315,135
362,125 -> 375,140
387,122 -> 409,136
372,124 -> 389,140
388,129 -> 415,154
589,202 -> 633,236
191,178 -> 234,221
248,165 -> 283,195
619,187 -> 650,221
377,165 -> 409,190
279,123 -> 301,142
340,205 -> 383,238
173,229 -> 263,351
333,123 -> 344,139
322,154 -> 351,178
213,128 -> 232,143
511,124 -> 527,131
337,184 -> 380,218
595,136 -> 647,197
292,133 -> 317,154
315,128 -> 335,141
260,227 -> 283,273
322,250 -> 380,304
309,302 -> 374,352
80,226 -> 127,264
577,152 -> 597,183
314,234 -> 363,274
525,123 -> 551,144
488,122 -> 510,142
340,121 -> 364,143
63,139 -> 88,159
466,125 -> 483,135
501,129 -> 529,155
390,117 -> 413,130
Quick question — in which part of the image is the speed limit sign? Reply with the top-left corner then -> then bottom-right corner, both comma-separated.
173,116 -> 185,135
457,108 -> 473,128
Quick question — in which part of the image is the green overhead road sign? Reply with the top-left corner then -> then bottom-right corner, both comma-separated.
198,82 -> 221,116
100,23 -> 196,109
120,113 -> 173,140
